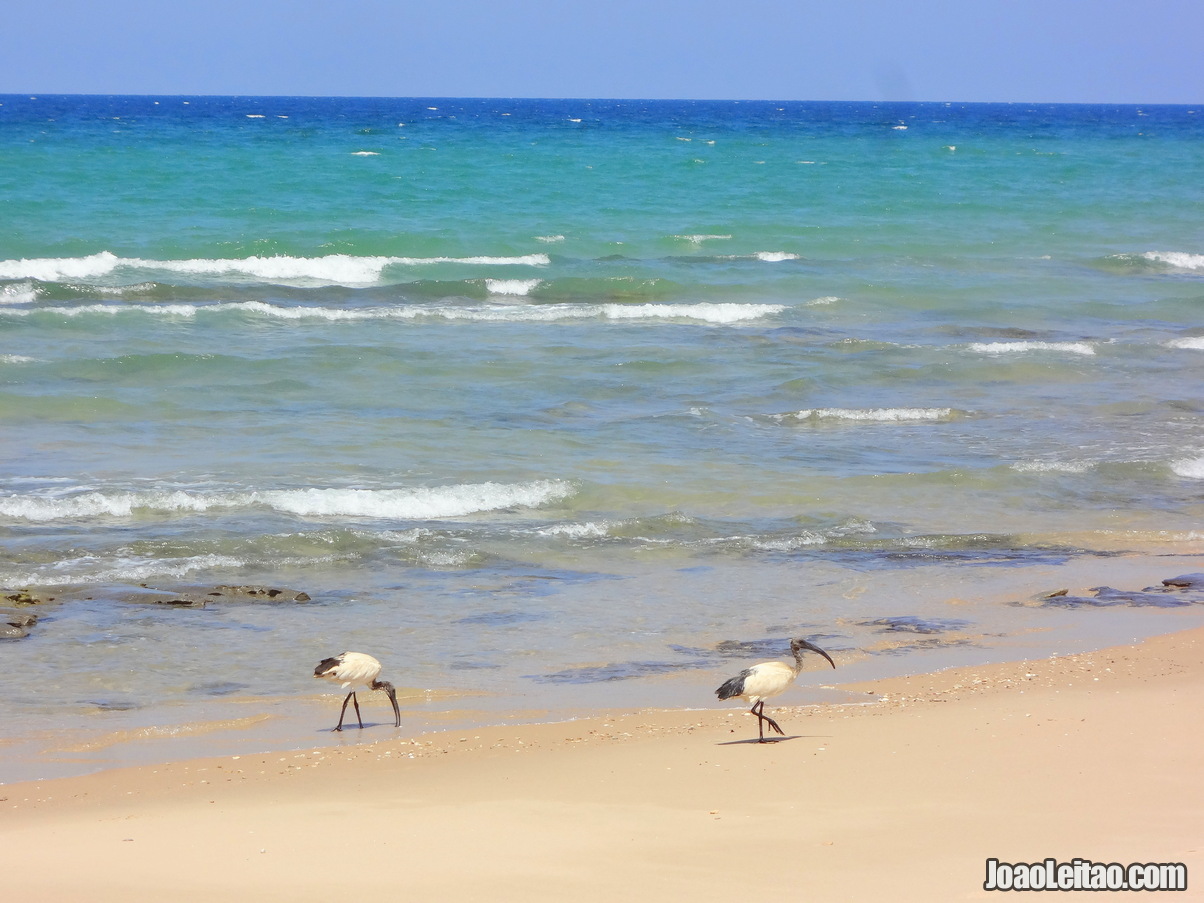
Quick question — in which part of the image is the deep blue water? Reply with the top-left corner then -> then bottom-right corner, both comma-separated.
1,96 -> 1202,778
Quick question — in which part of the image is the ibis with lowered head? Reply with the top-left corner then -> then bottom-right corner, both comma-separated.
314,651 -> 401,731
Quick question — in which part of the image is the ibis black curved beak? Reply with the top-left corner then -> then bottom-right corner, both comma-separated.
798,639 -> 837,669
385,684 -> 401,727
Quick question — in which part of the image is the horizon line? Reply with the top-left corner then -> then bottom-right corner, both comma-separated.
1,92 -> 1200,108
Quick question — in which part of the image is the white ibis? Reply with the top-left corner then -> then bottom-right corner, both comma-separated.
715,637 -> 836,742
313,651 -> 401,731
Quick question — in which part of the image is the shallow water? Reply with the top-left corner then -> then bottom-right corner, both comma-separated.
2,97 -> 1203,780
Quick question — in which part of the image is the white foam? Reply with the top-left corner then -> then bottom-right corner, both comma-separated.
0,480 -> 575,522
5,299 -> 784,325
485,278 -> 542,296
753,251 -> 800,262
1141,251 -> 1204,271
969,341 -> 1096,356
777,407 -> 956,423
674,234 -> 732,244
0,252 -> 551,287
351,151 -> 380,156
537,521 -> 614,539
597,302 -> 782,324
5,303 -> 202,318
1011,461 -> 1093,474
0,251 -> 120,281
0,354 -> 36,364
1,281 -> 38,304
535,235 -> 565,243
1165,337 -> 1204,350
1171,457 -> 1204,479
807,296 -> 842,306
1,553 -> 246,588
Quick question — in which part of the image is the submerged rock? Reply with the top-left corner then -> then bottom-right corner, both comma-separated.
2,589 -> 57,606
1,608 -> 39,639
146,583 -> 311,603
1162,573 -> 1204,588
1029,575 -> 1204,609
208,584 -> 311,602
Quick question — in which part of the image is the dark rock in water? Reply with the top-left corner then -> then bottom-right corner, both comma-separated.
2,589 -> 57,606
1,608 -> 40,639
870,636 -> 977,655
1162,573 -> 1204,588
1034,580 -> 1204,609
859,615 -> 972,634
141,584 -> 312,603
2,610 -> 38,628
206,585 -> 311,602
116,587 -> 209,608
529,658 -> 713,684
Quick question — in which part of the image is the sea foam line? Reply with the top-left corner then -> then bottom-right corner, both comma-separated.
969,341 -> 1096,356
0,480 -> 576,522
0,251 -> 551,285
1171,457 -> 1204,480
773,407 -> 958,424
8,300 -> 785,325
0,554 -> 248,588
1140,251 -> 1204,271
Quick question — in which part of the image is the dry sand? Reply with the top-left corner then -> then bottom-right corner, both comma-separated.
3,627 -> 1201,902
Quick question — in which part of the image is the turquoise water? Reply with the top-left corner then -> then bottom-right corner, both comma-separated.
2,96 -> 1204,777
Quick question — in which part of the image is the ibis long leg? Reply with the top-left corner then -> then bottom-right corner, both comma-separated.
335,690 -> 356,731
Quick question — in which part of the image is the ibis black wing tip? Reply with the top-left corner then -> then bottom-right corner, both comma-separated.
715,673 -> 747,700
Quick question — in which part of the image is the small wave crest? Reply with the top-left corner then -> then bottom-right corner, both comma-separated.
969,341 -> 1095,356
1171,457 -> 1204,479
3,299 -> 783,325
674,234 -> 732,244
1166,336 -> 1204,350
773,407 -> 958,424
1,281 -> 38,304
1011,460 -> 1093,474
0,480 -> 575,522
0,553 -> 247,588
485,278 -> 542,296
0,251 -> 552,287
1141,251 -> 1204,271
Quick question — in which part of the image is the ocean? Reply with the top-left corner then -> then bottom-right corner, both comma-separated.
2,95 -> 1203,779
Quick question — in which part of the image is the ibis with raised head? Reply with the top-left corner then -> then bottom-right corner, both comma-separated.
715,637 -> 836,742
314,651 -> 401,731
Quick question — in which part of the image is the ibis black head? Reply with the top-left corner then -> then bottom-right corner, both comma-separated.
373,679 -> 401,727
791,637 -> 836,669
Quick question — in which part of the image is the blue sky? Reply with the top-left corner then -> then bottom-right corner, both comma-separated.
3,0 -> 1201,103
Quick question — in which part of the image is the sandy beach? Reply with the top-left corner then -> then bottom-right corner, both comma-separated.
3,624 -> 1200,902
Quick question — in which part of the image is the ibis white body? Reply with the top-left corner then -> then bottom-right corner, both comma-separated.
314,651 -> 401,731
716,637 -> 836,742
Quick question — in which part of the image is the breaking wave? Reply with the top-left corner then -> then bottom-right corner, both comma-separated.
0,480 -> 576,522
0,251 -> 552,287
6,300 -> 784,325
969,341 -> 1096,355
772,407 -> 959,424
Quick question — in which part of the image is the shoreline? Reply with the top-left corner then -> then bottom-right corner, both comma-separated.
6,550 -> 1204,785
3,623 -> 1201,901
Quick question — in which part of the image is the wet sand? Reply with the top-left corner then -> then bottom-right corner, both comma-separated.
3,625 -> 1201,901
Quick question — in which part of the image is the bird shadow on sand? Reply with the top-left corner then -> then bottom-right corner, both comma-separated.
716,734 -> 827,746
312,723 -> 397,734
